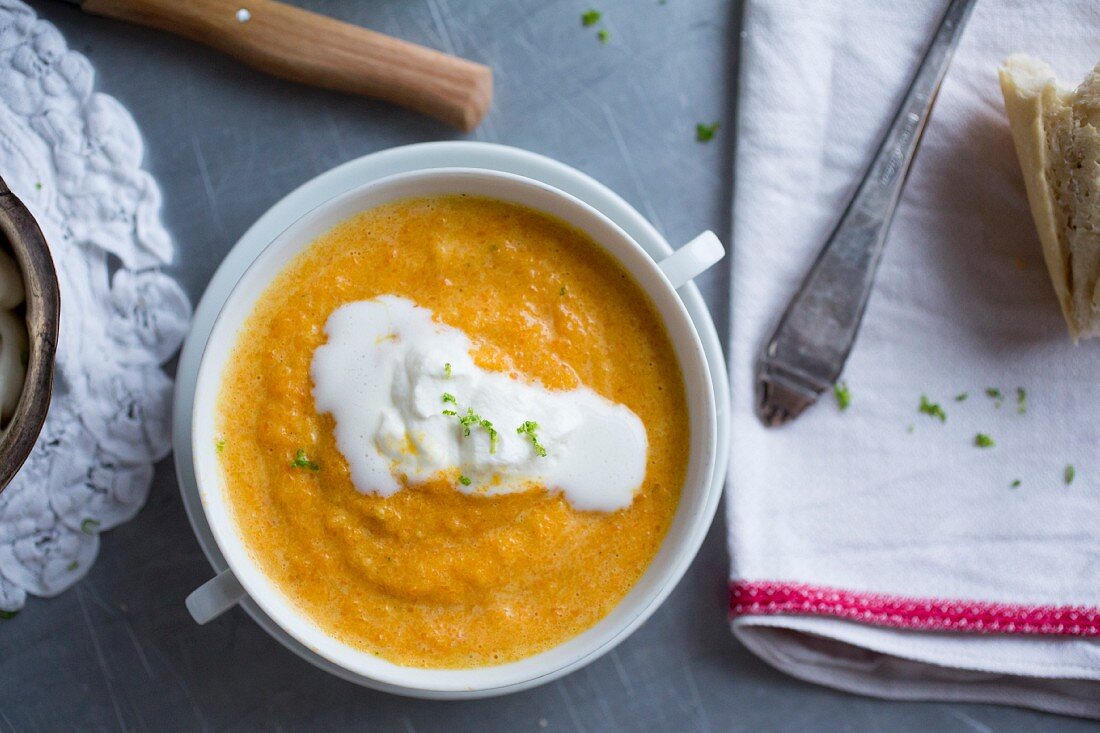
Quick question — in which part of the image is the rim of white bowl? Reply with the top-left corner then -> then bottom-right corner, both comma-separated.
189,161 -> 721,691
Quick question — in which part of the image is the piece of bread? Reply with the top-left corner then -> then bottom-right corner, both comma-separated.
999,55 -> 1100,341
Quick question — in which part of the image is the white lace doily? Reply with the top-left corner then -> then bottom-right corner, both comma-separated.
0,0 -> 190,614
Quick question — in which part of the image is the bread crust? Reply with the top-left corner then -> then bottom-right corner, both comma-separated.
1000,55 -> 1100,341
999,55 -> 1078,339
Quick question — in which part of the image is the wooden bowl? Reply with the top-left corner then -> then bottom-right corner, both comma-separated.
0,178 -> 59,493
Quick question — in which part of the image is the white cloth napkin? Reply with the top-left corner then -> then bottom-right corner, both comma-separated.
0,0 -> 190,614
728,0 -> 1100,719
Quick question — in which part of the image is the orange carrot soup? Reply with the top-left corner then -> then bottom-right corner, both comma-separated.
217,196 -> 689,668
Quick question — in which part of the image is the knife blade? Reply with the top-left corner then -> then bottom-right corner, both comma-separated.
53,0 -> 492,131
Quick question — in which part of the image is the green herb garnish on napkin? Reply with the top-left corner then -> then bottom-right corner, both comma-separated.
918,395 -> 946,422
833,381 -> 851,411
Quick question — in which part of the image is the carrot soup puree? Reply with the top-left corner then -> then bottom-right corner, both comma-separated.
217,195 -> 689,668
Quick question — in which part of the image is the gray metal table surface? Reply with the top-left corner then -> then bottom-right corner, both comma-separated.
2,1 -> 1092,731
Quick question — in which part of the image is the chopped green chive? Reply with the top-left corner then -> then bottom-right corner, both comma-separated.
458,407 -> 481,437
559,286 -> 567,296
458,475 -> 472,486
80,518 -> 100,535
517,420 -> 548,457
444,362 -> 452,377
290,449 -> 320,471
832,381 -> 851,411
974,433 -> 995,448
985,387 -> 1004,408
442,402 -> 499,452
0,610 -> 18,619
918,395 -> 946,422
34,182 -> 42,191
581,9 -> 601,26
215,438 -> 226,454
66,560 -> 79,571
1016,387 -> 1027,414
954,392 -> 968,402
1010,479 -> 1021,488
597,28 -> 609,43
1065,464 -> 1076,485
906,424 -> 914,434
477,417 -> 499,454
696,122 -> 720,143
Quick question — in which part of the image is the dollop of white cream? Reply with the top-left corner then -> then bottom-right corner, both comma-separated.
311,296 -> 648,512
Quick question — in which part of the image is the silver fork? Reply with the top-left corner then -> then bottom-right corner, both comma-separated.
755,0 -> 979,427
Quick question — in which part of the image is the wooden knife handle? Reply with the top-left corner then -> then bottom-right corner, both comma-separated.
82,0 -> 493,131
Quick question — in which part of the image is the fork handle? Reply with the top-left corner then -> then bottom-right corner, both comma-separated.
755,0 -> 978,426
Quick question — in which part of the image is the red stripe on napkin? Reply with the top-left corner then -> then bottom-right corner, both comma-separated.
729,581 -> 1100,636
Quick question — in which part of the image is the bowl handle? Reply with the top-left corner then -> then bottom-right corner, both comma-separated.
657,231 -> 725,289
186,568 -> 247,624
